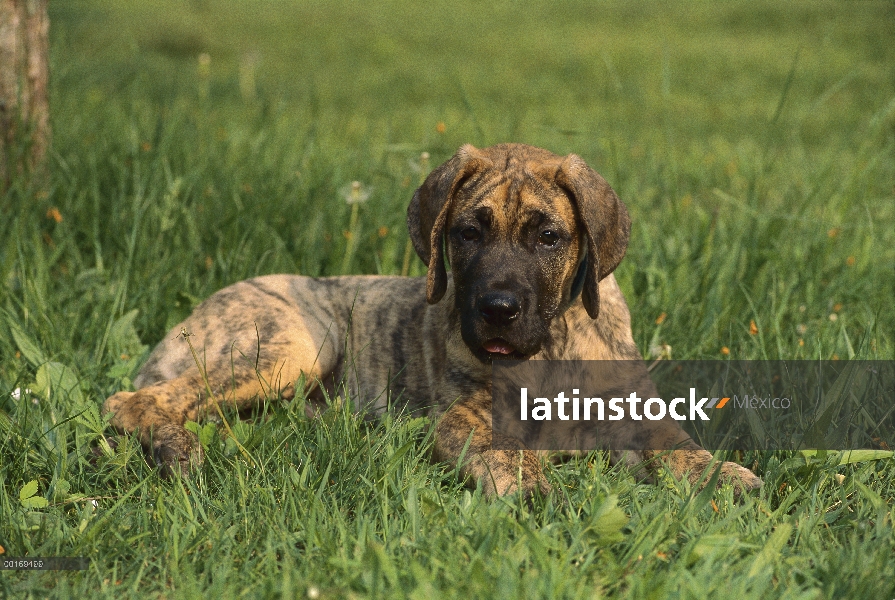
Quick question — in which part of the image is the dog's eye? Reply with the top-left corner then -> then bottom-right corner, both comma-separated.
460,227 -> 481,242
538,231 -> 560,247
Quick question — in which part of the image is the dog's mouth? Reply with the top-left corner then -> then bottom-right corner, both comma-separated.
482,338 -> 528,360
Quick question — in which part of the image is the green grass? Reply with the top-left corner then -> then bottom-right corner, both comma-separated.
1,0 -> 894,597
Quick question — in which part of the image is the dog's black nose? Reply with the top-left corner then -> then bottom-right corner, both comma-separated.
478,293 -> 521,326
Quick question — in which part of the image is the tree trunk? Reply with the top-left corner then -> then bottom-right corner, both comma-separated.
0,0 -> 50,188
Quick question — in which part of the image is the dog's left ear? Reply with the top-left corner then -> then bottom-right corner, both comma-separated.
554,154 -> 631,319
407,144 -> 493,304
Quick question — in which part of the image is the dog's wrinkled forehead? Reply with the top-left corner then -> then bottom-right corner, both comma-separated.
450,151 -> 578,235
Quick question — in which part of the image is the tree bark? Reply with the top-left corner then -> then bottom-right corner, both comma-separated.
0,0 -> 50,188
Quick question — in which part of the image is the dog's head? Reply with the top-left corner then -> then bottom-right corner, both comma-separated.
407,143 -> 630,362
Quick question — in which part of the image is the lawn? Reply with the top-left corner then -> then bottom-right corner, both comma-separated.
1,0 -> 894,597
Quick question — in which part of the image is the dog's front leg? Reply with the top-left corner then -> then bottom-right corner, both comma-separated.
605,419 -> 763,496
433,396 -> 550,499
103,375 -> 208,476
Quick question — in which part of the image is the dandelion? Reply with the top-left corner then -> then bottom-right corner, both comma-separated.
341,181 -> 370,205
197,53 -> 211,77
340,181 -> 371,273
436,122 -> 446,134
655,312 -> 667,325
407,152 -> 431,184
239,51 -> 260,101
378,226 -> 388,238
720,347 -> 730,355
846,256 -> 855,266
307,586 -> 320,599
798,339 -> 804,347
46,207 -> 62,223
198,53 -> 211,100
833,303 -> 842,312
827,228 -> 839,238
829,313 -> 838,322
749,320 -> 758,335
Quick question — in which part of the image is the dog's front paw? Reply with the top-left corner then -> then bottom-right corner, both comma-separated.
668,449 -> 762,497
475,449 -> 551,500
152,424 -> 204,477
718,461 -> 763,496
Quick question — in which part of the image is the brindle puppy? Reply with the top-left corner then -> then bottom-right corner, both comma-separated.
104,143 -> 762,497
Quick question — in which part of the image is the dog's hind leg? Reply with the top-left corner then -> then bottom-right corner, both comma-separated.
103,349 -> 323,476
103,364 -> 265,475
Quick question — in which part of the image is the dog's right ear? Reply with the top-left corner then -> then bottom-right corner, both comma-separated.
407,144 -> 492,304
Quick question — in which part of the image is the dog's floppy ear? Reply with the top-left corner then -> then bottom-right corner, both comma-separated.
555,154 -> 631,319
407,144 -> 493,304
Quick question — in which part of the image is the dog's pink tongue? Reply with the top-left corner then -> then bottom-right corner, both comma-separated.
484,339 -> 515,354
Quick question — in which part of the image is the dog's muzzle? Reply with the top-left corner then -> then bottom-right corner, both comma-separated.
460,285 -> 547,361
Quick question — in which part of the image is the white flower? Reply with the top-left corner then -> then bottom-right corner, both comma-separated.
340,181 -> 370,205
408,151 -> 431,173
10,388 -> 32,400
